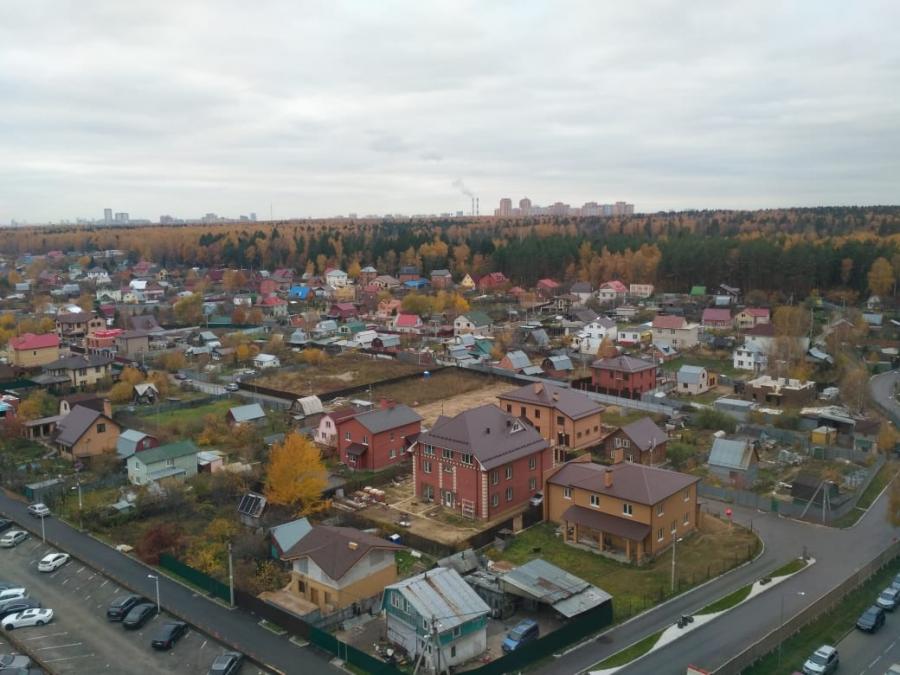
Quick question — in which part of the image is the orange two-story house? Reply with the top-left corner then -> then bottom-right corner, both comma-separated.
497,382 -> 606,462
544,456 -> 699,564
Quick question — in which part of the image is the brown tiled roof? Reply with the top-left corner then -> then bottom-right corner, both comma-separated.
499,383 -> 602,421
549,461 -> 698,505
652,315 -> 686,330
280,526 -> 404,580
590,355 -> 656,372
619,417 -> 667,451
561,505 -> 650,541
417,404 -> 548,470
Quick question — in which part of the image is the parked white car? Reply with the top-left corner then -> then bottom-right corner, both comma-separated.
0,588 -> 26,603
38,553 -> 70,572
27,503 -> 50,518
0,531 -> 28,548
3,607 -> 53,630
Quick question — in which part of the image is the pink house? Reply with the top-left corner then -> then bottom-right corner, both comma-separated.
702,308 -> 732,329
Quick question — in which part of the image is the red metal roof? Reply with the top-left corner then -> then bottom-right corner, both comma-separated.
10,333 -> 59,351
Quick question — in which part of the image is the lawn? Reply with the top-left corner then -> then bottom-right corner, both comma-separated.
254,352 -> 426,395
743,557 -> 900,675
119,399 -> 235,439
661,354 -> 741,378
829,461 -> 896,528
487,514 -> 760,623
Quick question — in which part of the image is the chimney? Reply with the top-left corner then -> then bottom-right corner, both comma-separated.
604,468 -> 613,488
552,392 -> 559,402
532,382 -> 543,395
348,541 -> 358,550
102,398 -> 112,418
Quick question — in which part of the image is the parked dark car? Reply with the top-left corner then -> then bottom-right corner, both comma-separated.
208,651 -> 244,675
856,605 -> 886,633
0,519 -> 13,533
0,598 -> 41,620
151,621 -> 188,650
122,603 -> 156,630
107,594 -> 143,622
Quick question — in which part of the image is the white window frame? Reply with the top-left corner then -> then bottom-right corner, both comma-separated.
563,487 -> 572,499
623,503 -> 633,516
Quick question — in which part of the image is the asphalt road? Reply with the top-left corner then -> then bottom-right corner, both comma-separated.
870,370 -> 900,425
530,485 -> 900,675
0,534 -> 264,674
0,494 -> 343,675
838,604 -> 900,675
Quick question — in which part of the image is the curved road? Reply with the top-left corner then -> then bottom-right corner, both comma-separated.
870,369 -> 900,426
532,485 -> 899,675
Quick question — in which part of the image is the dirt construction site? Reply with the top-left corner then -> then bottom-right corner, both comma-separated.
412,380 -> 513,425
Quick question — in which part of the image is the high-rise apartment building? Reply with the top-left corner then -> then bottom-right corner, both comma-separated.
114,212 -> 129,223
498,198 -> 512,217
103,208 -> 112,225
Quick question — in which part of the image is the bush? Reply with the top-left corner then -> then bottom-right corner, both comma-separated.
693,409 -> 737,434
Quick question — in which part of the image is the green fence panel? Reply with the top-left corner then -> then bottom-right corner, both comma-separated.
159,553 -> 231,603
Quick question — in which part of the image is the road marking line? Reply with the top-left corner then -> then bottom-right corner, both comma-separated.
61,578 -> 69,585
84,595 -> 91,601
870,657 -> 881,668
87,573 -> 96,580
25,632 -> 68,640
75,566 -> 85,574
44,653 -> 95,662
201,639 -> 208,649
99,579 -> 108,588
37,641 -> 83,650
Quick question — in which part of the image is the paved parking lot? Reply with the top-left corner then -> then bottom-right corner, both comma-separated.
0,532 -> 270,674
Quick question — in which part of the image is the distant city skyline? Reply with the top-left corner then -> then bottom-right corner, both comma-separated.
1,3 -> 898,222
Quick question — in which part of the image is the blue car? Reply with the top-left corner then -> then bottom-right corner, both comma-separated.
501,619 -> 539,653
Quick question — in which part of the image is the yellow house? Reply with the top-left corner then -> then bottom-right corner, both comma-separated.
54,404 -> 121,463
8,333 -> 60,368
459,273 -> 477,291
280,525 -> 404,614
43,354 -> 114,389
545,456 -> 699,564
811,425 -> 838,446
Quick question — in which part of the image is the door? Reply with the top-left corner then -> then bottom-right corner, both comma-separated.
443,491 -> 454,508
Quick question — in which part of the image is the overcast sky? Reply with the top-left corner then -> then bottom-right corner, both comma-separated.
1,1 -> 898,223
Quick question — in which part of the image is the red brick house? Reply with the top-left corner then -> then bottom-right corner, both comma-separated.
430,269 -> 453,290
478,272 -> 509,291
336,403 -> 422,471
701,308 -> 732,329
591,355 -> 657,399
601,417 -> 668,465
413,404 -> 552,520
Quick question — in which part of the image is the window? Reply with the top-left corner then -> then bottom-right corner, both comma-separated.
424,445 -> 434,456
506,404 -> 512,413
423,460 -> 432,474
362,435 -> 369,444
442,448 -> 453,460
391,594 -> 404,610
683,512 -> 689,525
657,528 -> 664,542
594,425 -> 599,432
656,504 -> 664,517
451,645 -> 457,658
506,487 -> 513,502
683,488 -> 690,502
614,437 -> 621,448
556,415 -> 564,426
452,626 -> 461,638
326,420 -> 332,429
461,453 -> 473,465
626,453 -> 634,463
297,580 -> 306,593
622,439 -> 630,448
390,432 -> 395,441
529,457 -> 536,470
491,494 -> 499,507
563,487 -> 572,499
671,520 -> 677,534
491,471 -> 499,485
505,466 -> 513,480
534,409 -> 541,419
443,463 -> 453,473
577,431 -> 582,439
622,503 -> 633,516
324,591 -> 331,604
165,458 -> 175,467
520,406 -> 526,417
344,431 -> 351,441
590,494 -> 600,507
97,423 -> 106,433
529,478 -> 537,491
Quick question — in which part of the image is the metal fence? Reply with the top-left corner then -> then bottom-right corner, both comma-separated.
715,539 -> 900,674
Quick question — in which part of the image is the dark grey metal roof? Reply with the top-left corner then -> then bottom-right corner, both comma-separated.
499,382 -> 602,421
55,405 -> 113,447
354,404 -> 422,434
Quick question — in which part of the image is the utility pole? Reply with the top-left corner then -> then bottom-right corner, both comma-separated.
432,618 -> 441,675
227,541 -> 235,607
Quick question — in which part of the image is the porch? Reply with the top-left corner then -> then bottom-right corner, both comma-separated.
560,505 -> 650,564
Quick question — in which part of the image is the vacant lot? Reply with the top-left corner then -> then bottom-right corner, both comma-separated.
255,353 -> 426,395
662,354 -> 741,378
371,369 -> 494,409
487,513 -> 760,623
411,381 -> 514,426
118,399 -> 234,439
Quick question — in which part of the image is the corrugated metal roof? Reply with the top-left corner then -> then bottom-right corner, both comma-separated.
229,403 -> 266,422
708,438 -> 753,470
386,567 -> 489,632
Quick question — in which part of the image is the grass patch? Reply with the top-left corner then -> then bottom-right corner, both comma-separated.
396,550 -> 435,576
743,558 -> 900,675
486,517 -> 760,624
660,354 -> 740,378
857,462 -> 896,510
771,558 -> 808,578
699,584 -> 753,614
594,630 -> 663,669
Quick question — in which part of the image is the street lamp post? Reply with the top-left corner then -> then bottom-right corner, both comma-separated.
148,574 -> 160,615
39,514 -> 46,543
671,536 -> 684,593
778,590 -> 806,667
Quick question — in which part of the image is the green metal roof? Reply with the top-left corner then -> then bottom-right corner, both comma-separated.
689,285 -> 707,296
131,440 -> 200,465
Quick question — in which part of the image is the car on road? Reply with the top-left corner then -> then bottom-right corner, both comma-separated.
856,605 -> 886,632
877,587 -> 900,611
0,589 -> 26,603
37,552 -> 70,572
0,598 -> 40,620
122,602 -> 156,629
225,383 -> 239,392
174,372 -> 188,380
887,664 -> 900,675
0,654 -> 31,670
0,519 -> 13,534
802,644 -> 839,674
3,608 -> 53,630
0,531 -> 28,548
891,573 -> 900,591
529,491 -> 544,507
208,651 -> 244,675
151,620 -> 188,650
26,504 -> 50,518
106,594 -> 144,622
501,619 -> 540,653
